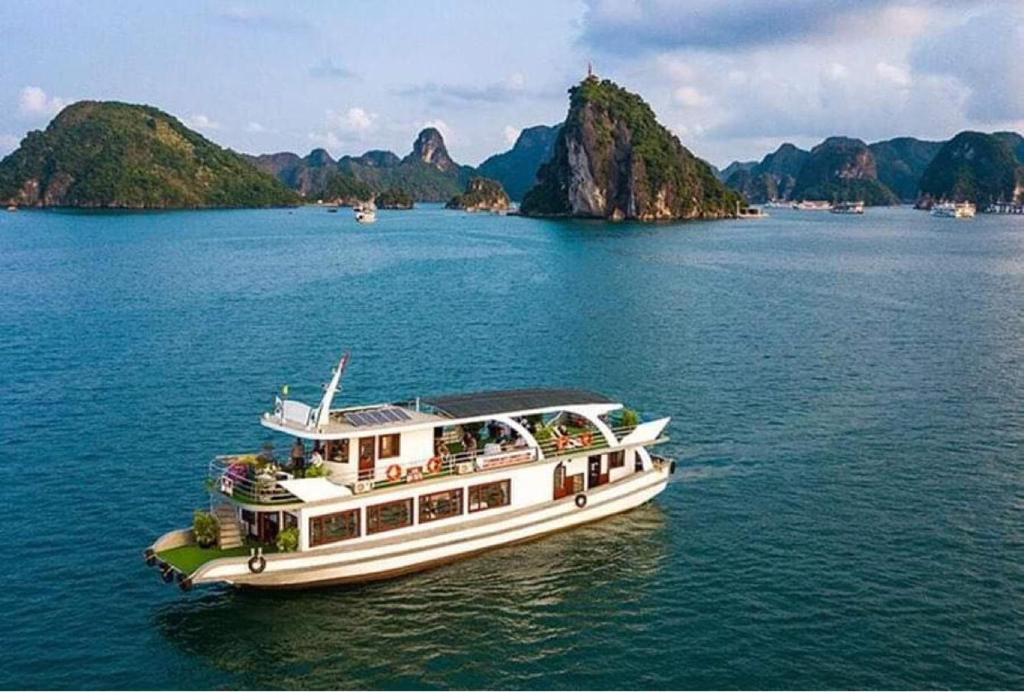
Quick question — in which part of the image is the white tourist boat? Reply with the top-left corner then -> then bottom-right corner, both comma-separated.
146,355 -> 675,590
793,200 -> 832,211
831,201 -> 865,215
931,202 -> 976,219
354,203 -> 377,223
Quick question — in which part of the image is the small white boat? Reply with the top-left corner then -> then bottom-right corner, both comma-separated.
931,202 -> 975,219
354,203 -> 377,224
793,200 -> 832,211
831,201 -> 865,215
736,205 -> 768,219
145,354 -> 675,590
5,205 -> 17,212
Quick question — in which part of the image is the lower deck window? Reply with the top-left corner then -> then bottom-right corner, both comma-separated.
310,509 -> 360,546
419,488 -> 463,523
468,479 -> 511,512
367,498 -> 413,534
609,450 -> 625,469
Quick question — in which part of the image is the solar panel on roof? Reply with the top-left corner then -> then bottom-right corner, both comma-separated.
346,407 -> 411,427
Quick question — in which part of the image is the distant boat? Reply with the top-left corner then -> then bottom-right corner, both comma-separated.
763,200 -> 789,209
5,205 -> 16,212
354,203 -> 377,224
793,200 -> 832,211
831,201 -> 865,215
736,204 -> 768,219
327,207 -> 339,213
931,202 -> 975,219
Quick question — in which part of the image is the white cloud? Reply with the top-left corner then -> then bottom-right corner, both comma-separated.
674,86 -> 709,108
0,134 -> 20,155
876,61 -> 911,87
327,107 -> 376,133
503,125 -> 520,146
18,86 -> 68,118
245,121 -> 266,133
184,114 -> 220,131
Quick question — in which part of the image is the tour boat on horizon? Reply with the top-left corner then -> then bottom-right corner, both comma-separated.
931,201 -> 976,218
793,200 -> 832,211
145,355 -> 675,590
354,203 -> 377,223
831,201 -> 865,215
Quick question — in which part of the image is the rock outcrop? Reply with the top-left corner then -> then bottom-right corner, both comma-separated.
445,177 -> 510,212
0,101 -> 298,208
868,137 -> 944,203
917,131 -> 1024,207
724,143 -> 808,203
375,187 -> 414,209
521,77 -> 740,221
790,137 -> 898,205
477,125 -> 561,201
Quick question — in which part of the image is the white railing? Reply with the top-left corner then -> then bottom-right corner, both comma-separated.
357,446 -> 539,488
208,455 -> 300,505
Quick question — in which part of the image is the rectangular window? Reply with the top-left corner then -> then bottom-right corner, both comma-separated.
609,450 -> 625,469
327,439 -> 350,463
419,488 -> 463,523
366,498 -> 413,534
309,509 -> 360,546
468,479 -> 511,513
378,433 -> 401,459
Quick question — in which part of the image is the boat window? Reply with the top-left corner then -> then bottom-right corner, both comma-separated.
366,498 -> 413,534
419,488 -> 463,523
468,479 -> 511,513
326,439 -> 350,463
634,451 -> 643,472
310,509 -> 360,546
609,450 -> 625,469
378,433 -> 401,459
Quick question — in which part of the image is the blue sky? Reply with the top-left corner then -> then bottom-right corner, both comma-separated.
1,0 -> 1022,167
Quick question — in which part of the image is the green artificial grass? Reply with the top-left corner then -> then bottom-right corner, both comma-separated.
158,545 -> 256,574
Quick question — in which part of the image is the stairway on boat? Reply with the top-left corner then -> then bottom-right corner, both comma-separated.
214,505 -> 244,549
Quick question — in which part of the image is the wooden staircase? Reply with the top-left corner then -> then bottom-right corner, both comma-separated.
214,505 -> 244,550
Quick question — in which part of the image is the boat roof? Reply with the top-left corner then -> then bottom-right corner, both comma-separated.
421,388 -> 614,419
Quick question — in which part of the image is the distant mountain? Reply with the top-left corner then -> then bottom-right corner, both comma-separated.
724,143 -> 808,203
0,101 -> 298,208
521,77 -> 740,220
717,160 -> 757,183
918,131 -> 1024,207
477,125 -> 561,201
868,137 -> 944,202
245,148 -> 338,197
790,137 -> 898,205
446,176 -> 510,212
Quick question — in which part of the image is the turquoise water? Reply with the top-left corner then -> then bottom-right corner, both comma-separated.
1,205 -> 1023,689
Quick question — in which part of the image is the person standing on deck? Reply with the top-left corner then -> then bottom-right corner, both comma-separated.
291,438 -> 306,477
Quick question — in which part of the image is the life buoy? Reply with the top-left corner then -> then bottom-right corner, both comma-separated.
427,456 -> 443,474
386,464 -> 402,482
248,555 -> 267,574
407,467 -> 423,483
574,493 -> 587,509
556,435 -> 569,451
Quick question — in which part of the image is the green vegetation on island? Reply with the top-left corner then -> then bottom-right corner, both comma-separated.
917,131 -> 1024,207
375,187 -> 414,209
522,76 -> 741,221
0,101 -> 299,208
790,137 -> 898,206
445,177 -> 510,212
477,125 -> 561,201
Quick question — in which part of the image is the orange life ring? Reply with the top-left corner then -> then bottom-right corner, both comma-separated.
386,464 -> 402,482
556,435 -> 569,451
427,456 -> 443,474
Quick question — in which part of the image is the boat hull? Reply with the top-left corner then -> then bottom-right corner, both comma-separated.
192,464 -> 670,589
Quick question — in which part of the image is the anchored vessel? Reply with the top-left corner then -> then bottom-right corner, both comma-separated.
354,203 -> 377,223
931,202 -> 976,219
146,356 -> 675,590
831,201 -> 865,214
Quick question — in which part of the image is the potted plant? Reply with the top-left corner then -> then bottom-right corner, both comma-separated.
193,510 -> 219,548
276,527 -> 299,553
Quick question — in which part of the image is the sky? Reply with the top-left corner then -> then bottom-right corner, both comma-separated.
1,0 -> 1022,168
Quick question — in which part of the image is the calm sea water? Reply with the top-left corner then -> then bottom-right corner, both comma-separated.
1,205 -> 1022,689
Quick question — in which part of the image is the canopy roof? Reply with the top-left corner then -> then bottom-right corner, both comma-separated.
421,388 -> 614,419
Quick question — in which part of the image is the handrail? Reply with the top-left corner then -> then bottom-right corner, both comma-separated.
209,455 -> 300,505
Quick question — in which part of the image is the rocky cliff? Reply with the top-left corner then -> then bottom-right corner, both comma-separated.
790,137 -> 898,205
477,125 -> 561,201
521,77 -> 740,220
445,177 -> 510,212
917,131 -> 1024,207
868,137 -> 944,203
724,143 -> 808,203
0,101 -> 298,208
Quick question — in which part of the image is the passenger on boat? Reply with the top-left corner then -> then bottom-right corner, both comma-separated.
290,438 -> 306,476
464,432 -> 478,456
309,445 -> 324,468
